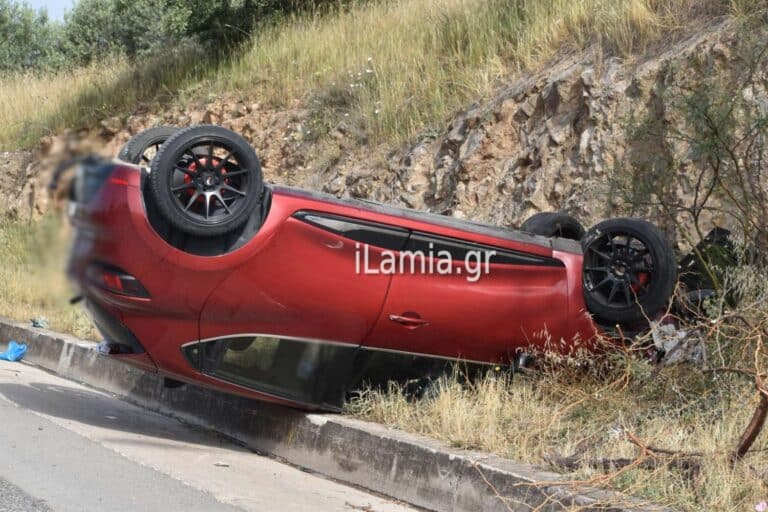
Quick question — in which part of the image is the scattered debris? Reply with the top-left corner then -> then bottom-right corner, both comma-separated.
213,462 -> 230,468
344,502 -> 375,512
30,317 -> 49,329
651,319 -> 706,366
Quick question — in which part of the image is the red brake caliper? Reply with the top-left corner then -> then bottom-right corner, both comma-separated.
631,272 -> 650,293
183,157 -> 226,201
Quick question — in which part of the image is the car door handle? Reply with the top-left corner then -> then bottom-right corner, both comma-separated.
388,313 -> 430,329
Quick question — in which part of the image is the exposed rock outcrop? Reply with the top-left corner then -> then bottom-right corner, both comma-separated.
3,18 -> 765,242
339,19 -> 757,237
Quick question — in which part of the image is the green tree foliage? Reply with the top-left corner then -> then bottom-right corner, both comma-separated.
2,0 -> 341,72
179,0 -> 334,48
112,0 -> 190,58
60,0 -> 118,65
0,0 -> 65,71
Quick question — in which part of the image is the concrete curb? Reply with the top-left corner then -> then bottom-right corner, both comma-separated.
0,318 -> 671,512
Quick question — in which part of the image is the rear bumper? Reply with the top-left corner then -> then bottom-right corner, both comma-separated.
66,162 -> 284,400
67,162 -> 176,376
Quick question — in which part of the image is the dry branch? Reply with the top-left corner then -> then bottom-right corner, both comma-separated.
732,377 -> 768,462
543,453 -> 701,473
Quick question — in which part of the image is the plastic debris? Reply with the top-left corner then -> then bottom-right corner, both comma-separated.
30,317 -> 49,329
0,341 -> 27,362
651,319 -> 706,366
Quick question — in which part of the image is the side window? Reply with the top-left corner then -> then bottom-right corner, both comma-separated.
197,336 -> 357,409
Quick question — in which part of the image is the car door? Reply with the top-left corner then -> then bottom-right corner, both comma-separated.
361,231 -> 572,364
193,211 -> 409,406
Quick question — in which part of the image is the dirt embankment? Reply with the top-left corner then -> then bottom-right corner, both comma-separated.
2,19 -> 763,238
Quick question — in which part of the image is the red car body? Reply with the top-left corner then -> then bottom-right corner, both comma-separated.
68,161 -> 600,410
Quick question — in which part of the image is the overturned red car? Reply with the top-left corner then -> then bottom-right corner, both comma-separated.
66,125 -> 677,410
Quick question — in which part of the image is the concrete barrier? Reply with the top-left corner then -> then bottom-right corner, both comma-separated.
0,318 -> 671,512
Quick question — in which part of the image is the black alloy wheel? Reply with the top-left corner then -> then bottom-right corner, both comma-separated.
582,218 -> 676,325
149,125 -> 263,237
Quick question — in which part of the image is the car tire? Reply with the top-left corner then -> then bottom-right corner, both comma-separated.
520,212 -> 585,240
118,126 -> 178,165
149,125 -> 263,238
581,218 -> 676,325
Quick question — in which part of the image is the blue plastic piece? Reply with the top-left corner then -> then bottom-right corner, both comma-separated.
0,341 -> 27,362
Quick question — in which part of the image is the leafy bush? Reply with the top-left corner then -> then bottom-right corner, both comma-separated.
0,0 -> 66,71
1,0 -> 342,72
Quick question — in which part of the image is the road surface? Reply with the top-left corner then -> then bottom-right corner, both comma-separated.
0,360 -> 416,512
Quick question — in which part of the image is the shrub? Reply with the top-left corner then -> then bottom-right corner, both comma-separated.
0,0 -> 66,71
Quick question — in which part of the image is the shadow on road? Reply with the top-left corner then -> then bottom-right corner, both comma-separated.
0,380 -> 240,450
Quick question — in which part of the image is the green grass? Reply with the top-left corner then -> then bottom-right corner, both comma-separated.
2,0 -> 762,150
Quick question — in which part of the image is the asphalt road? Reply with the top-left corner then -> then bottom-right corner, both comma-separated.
0,360 -> 416,512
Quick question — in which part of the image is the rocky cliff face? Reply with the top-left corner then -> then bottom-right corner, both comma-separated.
4,18 -> 764,243
344,18 -> 758,237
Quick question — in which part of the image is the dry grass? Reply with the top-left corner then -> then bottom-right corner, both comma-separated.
0,218 -> 95,339
2,0 -> 762,150
0,44 -> 212,150
0,63 -> 128,150
218,0 -> 756,142
348,321 -> 768,511
349,362 -> 767,510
